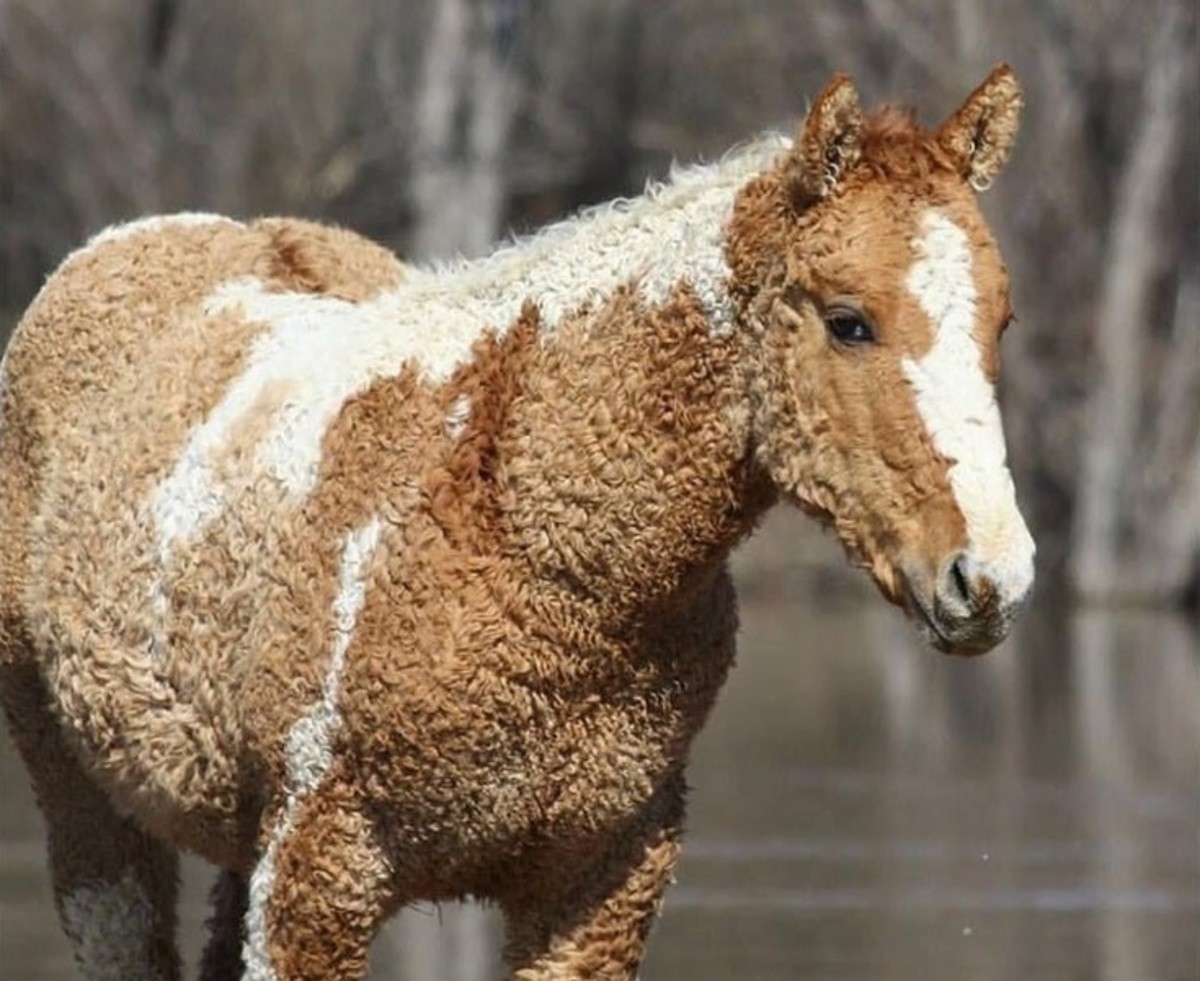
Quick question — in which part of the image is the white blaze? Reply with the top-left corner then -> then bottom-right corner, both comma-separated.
902,210 -> 1034,597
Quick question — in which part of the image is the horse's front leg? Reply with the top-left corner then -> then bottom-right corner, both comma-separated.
198,869 -> 247,981
502,775 -> 685,980
241,779 -> 395,981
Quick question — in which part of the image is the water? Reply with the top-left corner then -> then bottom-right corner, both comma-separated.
2,518 -> 1197,979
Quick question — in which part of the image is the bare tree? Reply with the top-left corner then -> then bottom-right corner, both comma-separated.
1071,7 -> 1198,602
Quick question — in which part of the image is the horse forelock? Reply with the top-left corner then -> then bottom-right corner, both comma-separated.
856,106 -> 958,183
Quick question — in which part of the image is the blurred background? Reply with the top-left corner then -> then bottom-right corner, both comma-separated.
1,1 -> 1197,978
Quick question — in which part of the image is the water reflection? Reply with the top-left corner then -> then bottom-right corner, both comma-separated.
645,595 -> 1198,981
1,542 -> 1196,979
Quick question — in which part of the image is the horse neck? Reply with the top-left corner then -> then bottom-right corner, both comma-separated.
433,151 -> 789,629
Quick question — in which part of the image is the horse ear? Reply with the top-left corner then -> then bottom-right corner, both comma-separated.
937,64 -> 1023,192
786,74 -> 863,209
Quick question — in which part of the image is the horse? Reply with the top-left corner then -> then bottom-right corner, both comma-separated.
0,67 -> 1034,979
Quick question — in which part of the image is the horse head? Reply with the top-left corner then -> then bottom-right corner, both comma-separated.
734,66 -> 1034,654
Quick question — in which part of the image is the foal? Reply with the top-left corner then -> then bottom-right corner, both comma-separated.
0,68 -> 1033,979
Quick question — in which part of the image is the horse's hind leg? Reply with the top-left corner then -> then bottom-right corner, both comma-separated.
1,661 -> 181,981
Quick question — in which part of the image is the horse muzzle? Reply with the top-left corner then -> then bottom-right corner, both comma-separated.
903,548 -> 1035,656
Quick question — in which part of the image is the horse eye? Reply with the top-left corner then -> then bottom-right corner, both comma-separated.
824,307 -> 875,345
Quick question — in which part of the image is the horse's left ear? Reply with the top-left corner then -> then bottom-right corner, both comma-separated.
938,64 -> 1023,191
786,74 -> 863,209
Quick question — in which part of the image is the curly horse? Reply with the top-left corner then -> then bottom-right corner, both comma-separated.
0,68 -> 1034,979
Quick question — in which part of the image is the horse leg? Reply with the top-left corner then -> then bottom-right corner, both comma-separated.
0,661 -> 181,980
501,776 -> 685,980
241,779 -> 395,980
199,869 -> 248,981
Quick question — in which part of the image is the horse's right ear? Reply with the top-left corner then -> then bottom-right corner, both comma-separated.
786,74 -> 863,210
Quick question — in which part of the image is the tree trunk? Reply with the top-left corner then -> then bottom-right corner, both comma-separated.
409,0 -> 520,261
1070,8 -> 1194,603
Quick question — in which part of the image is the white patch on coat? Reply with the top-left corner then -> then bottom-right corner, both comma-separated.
73,213 -> 241,260
243,517 -> 382,981
147,578 -> 169,658
61,874 -> 163,981
150,136 -> 789,554
150,279 -> 459,550
445,394 -> 472,441
902,210 -> 1035,599
283,517 -> 381,790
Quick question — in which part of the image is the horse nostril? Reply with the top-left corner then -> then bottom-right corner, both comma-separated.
921,550 -> 1031,652
951,555 -> 971,602
945,552 -> 973,610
